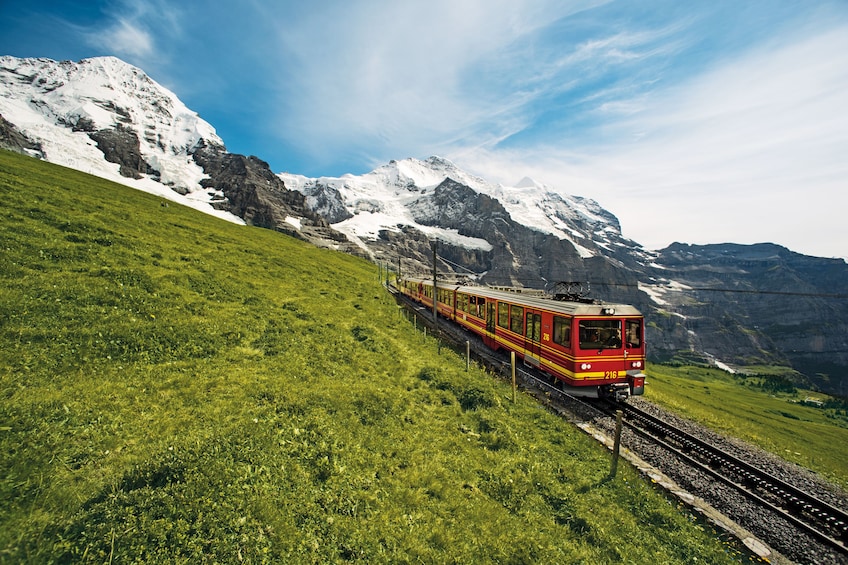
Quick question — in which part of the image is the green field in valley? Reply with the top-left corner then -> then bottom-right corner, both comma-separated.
0,149 -> 774,563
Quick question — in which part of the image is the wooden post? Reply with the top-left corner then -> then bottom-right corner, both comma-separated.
511,351 -> 516,403
465,341 -> 470,371
611,410 -> 623,477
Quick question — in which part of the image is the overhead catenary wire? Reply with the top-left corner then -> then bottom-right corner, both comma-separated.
435,253 -> 479,276
592,281 -> 848,300
496,277 -> 848,300
396,273 -> 848,300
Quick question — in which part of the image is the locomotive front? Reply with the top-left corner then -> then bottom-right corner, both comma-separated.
569,305 -> 646,401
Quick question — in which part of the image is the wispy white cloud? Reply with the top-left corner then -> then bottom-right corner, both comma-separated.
81,0 -> 184,72
266,0 -> 611,167
454,20 -> 848,258
89,18 -> 155,59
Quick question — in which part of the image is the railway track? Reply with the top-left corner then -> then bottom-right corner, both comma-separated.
594,398 -> 848,557
389,284 -> 848,563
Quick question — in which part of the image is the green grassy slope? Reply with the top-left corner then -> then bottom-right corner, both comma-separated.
0,150 -> 755,563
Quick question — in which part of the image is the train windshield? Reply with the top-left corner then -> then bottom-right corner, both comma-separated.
578,320 -> 622,350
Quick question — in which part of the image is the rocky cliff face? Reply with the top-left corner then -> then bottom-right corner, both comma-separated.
88,123 -> 156,180
0,114 -> 43,157
645,243 -> 848,395
190,142 -> 350,248
406,178 -> 644,297
0,112 -> 351,251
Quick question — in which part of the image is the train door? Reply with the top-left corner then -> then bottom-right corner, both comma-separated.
483,300 -> 498,349
524,309 -> 542,368
624,318 -> 645,392
486,300 -> 496,334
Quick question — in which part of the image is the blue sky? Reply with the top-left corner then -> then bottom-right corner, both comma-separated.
2,0 -> 847,259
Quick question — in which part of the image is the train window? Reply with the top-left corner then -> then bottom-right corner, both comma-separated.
553,315 -> 572,348
439,289 -> 453,307
525,312 -> 541,341
468,295 -> 483,318
578,319 -> 622,349
509,304 -> 524,334
457,293 -> 468,313
476,297 -> 485,318
497,302 -> 509,328
625,320 -> 642,348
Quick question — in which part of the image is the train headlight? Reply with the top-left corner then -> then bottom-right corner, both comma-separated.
581,363 -> 592,370
631,361 -> 642,368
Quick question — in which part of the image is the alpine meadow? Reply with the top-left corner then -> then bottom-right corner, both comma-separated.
0,149 -> 759,563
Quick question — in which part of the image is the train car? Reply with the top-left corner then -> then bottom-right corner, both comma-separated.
397,277 -> 646,400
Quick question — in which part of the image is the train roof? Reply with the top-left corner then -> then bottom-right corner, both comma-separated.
400,277 -> 643,317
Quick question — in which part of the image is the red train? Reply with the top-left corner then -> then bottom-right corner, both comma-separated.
398,277 -> 646,400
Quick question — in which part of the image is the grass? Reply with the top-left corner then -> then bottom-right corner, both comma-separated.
645,364 -> 848,490
1,149 -> 761,563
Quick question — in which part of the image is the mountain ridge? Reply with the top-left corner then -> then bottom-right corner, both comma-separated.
1,55 -> 846,395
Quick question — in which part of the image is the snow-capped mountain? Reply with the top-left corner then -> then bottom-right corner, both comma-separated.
279,156 -> 649,268
0,55 -> 240,223
0,55 -> 344,246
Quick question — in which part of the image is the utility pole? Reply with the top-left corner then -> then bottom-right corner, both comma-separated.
431,239 -> 438,323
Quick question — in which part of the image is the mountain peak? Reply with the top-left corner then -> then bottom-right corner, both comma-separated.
424,155 -> 455,168
515,176 -> 543,190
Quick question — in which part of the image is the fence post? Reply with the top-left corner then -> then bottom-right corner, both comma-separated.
611,410 -> 623,477
511,352 -> 516,403
465,341 -> 470,371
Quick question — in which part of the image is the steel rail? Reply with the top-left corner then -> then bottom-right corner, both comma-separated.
599,399 -> 848,555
